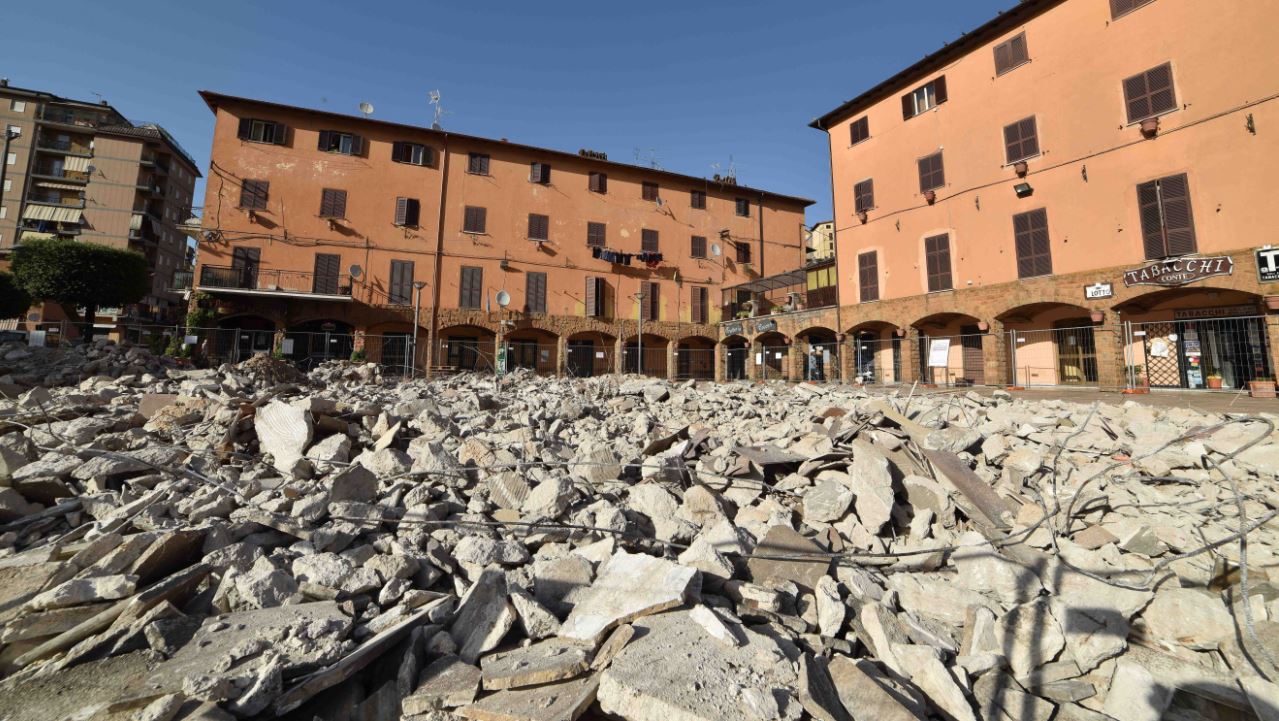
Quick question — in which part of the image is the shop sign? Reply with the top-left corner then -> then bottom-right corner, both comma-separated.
1084,282 -> 1114,300
755,318 -> 778,333
1122,256 -> 1233,287
722,321 -> 744,336
1172,304 -> 1258,320
1257,247 -> 1279,283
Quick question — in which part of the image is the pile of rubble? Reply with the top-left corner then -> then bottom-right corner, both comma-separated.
0,338 -> 170,390
0,359 -> 1276,721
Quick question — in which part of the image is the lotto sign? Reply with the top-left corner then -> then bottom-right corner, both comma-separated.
1084,282 -> 1114,300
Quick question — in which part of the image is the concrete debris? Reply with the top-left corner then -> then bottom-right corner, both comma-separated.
0,356 -> 1271,721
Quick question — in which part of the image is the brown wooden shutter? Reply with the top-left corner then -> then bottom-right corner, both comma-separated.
1010,34 -> 1028,66
349,135 -> 364,156
1013,209 -> 1052,278
526,272 -> 547,313
858,252 -> 879,302
529,214 -> 549,240
994,42 -> 1012,75
313,253 -> 340,295
318,131 -> 331,151
391,142 -> 405,163
1137,180 -> 1166,259
272,123 -> 288,145
389,260 -> 414,305
918,152 -> 945,193
585,276 -> 598,317
925,234 -> 953,292
691,286 -> 706,324
320,189 -> 346,218
736,241 -> 751,264
459,266 -> 482,308
902,93 -> 914,120
850,116 -> 869,145
934,76 -> 948,105
642,229 -> 659,252
464,206 -> 486,233
691,190 -> 706,209
642,282 -> 660,321
395,197 -> 408,225
642,182 -> 658,201
237,118 -> 251,139
1124,63 -> 1177,123
240,180 -> 268,210
854,179 -> 874,213
691,235 -> 706,258
587,222 -> 605,247
1158,174 -> 1196,256
1004,117 -> 1039,163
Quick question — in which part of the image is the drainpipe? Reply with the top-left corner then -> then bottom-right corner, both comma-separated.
757,191 -> 766,279
823,127 -> 843,358
427,135 -> 451,378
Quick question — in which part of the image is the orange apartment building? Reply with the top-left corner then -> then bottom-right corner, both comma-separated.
190,92 -> 811,377
798,0 -> 1279,391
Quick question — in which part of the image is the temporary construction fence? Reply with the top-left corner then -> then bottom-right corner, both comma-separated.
915,331 -> 989,387
673,347 -> 715,380
1005,324 -> 1105,388
622,346 -> 668,378
1123,315 -> 1274,391
802,342 -> 841,383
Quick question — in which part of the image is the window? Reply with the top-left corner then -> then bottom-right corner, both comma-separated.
642,229 -> 659,253
902,77 -> 948,119
387,260 -> 415,305
459,266 -> 483,308
3,179 -> 9,192
463,206 -> 487,234
858,252 -> 879,302
1013,209 -> 1052,278
319,188 -> 347,218
237,118 -> 287,145
529,162 -> 551,184
395,197 -> 421,227
854,179 -> 875,214
690,286 -> 708,324
1110,0 -> 1156,19
918,152 -> 945,193
1138,174 -> 1196,259
1124,63 -> 1177,124
587,221 -> 606,247
528,213 -> 550,241
392,142 -> 431,166
993,33 -> 1029,75
0,207 -> 6,220
468,153 -> 490,175
5,153 -> 14,166
526,272 -> 547,314
849,116 -> 870,145
691,235 -> 707,259
924,233 -> 953,292
735,241 -> 752,264
642,181 -> 659,201
691,190 -> 706,209
735,198 -> 750,217
1003,117 -> 1040,165
589,171 -> 607,193
240,179 -> 269,210
317,130 -> 362,155
640,281 -> 660,321
5,125 -> 20,137
585,277 -> 605,317
10,101 -> 25,112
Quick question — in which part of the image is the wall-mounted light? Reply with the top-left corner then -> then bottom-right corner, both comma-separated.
1014,182 -> 1034,198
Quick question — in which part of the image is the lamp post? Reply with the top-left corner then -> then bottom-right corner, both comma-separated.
411,280 -> 427,378
631,286 -> 646,376
0,127 -> 21,234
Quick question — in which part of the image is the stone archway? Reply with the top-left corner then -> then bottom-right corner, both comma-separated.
847,320 -> 903,385
674,335 -> 716,380
566,331 -> 616,378
284,319 -> 354,368
623,333 -> 669,378
998,302 -> 1101,387
911,312 -> 987,386
795,326 -> 838,382
504,327 -> 559,375
754,330 -> 790,381
720,334 -> 749,381
436,324 -> 497,372
215,315 -> 276,363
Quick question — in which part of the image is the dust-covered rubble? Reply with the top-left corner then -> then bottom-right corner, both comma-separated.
0,354 -> 1275,721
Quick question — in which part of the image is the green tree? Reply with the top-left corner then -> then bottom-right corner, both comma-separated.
12,238 -> 149,340
0,271 -> 32,319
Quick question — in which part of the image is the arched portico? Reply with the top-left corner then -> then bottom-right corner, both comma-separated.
998,302 -> 1100,387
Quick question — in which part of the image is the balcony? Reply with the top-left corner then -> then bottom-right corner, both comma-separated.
35,138 -> 92,156
171,270 -> 193,291
197,265 -> 354,301
37,108 -> 106,129
27,191 -> 85,209
721,259 -> 838,323
31,168 -> 88,184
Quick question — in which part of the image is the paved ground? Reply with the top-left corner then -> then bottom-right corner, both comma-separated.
915,384 -> 1279,415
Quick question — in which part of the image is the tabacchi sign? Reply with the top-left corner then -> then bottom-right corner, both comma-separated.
1122,256 -> 1234,288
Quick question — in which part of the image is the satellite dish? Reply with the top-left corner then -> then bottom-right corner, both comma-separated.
495,290 -> 511,308
710,243 -> 722,257
358,102 -> 374,117
349,264 -> 363,279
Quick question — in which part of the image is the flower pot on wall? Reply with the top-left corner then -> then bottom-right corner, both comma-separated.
1250,380 -> 1277,398
1140,117 -> 1160,137
1265,296 -> 1279,311
1090,310 -> 1104,323
924,190 -> 937,204
977,321 -> 989,332
1013,161 -> 1029,177
1206,376 -> 1223,389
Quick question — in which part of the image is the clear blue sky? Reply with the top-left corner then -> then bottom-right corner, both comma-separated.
4,0 -> 1012,222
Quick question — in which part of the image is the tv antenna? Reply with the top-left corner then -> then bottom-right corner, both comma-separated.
633,147 -> 662,170
428,90 -> 445,130
358,101 -> 374,118
90,91 -> 105,104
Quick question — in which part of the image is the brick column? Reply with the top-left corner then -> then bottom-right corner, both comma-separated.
614,337 -> 625,375
666,342 -> 677,381
983,321 -> 1007,387
788,340 -> 801,382
555,335 -> 567,377
714,343 -> 725,382
747,337 -> 759,381
1265,315 -> 1279,383
837,333 -> 850,383
1095,315 -> 1127,390
903,329 -> 922,383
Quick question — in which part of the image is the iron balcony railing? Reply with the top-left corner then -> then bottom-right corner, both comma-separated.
171,270 -> 193,290
198,264 -> 353,297
38,109 -> 104,128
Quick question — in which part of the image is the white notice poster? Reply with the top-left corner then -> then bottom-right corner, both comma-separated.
927,338 -> 951,368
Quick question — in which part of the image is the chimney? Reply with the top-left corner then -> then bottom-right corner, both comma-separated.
0,78 -> 8,87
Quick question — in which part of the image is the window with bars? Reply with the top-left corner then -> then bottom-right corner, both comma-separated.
528,213 -> 550,241
392,142 -> 432,166
1138,173 -> 1196,259
642,229 -> 659,252
858,251 -> 879,302
525,272 -> 547,314
918,152 -> 945,193
854,179 -> 875,213
925,233 -> 953,292
1124,63 -> 1177,124
589,171 -> 607,193
395,197 -> 421,227
239,180 -> 269,210
587,222 -> 606,248
318,131 -> 362,155
1004,116 -> 1040,164
319,188 -> 347,218
467,153 -> 490,175
237,118 -> 288,145
1013,208 -> 1052,278
735,241 -> 752,264
690,286 -> 708,324
640,281 -> 660,321
849,116 -> 870,145
993,33 -> 1029,76
902,77 -> 948,119
691,235 -> 707,259
691,190 -> 706,209
389,260 -> 415,305
459,266 -> 483,308
529,162 -> 551,184
463,206 -> 487,234
1110,0 -> 1156,19
585,277 -> 605,317
642,181 -> 659,201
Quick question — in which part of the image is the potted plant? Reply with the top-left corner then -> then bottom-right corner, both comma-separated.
1250,377 -> 1277,398
1205,373 -> 1223,389
1123,364 -> 1149,394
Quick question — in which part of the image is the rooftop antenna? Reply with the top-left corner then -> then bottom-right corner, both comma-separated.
428,91 -> 444,130
358,101 -> 374,118
90,91 -> 105,104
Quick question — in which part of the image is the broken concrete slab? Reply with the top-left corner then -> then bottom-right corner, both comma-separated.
458,674 -> 598,721
747,524 -> 831,592
558,550 -> 697,644
480,637 -> 592,690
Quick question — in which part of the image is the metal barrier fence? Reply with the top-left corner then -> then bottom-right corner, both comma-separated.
1005,325 -> 1103,388
758,345 -> 789,381
722,347 -> 749,381
622,347 -> 668,378
803,342 -> 840,382
673,348 -> 715,380
566,344 -> 615,378
916,332 -> 989,387
503,342 -> 558,376
1125,316 -> 1272,391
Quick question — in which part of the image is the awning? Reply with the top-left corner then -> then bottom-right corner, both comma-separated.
63,156 -> 90,172
37,181 -> 83,191
22,205 -> 82,223
130,213 -> 144,231
19,231 -> 56,242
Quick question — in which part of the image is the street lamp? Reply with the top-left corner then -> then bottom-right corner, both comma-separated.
411,280 -> 427,377
631,286 -> 646,376
0,126 -> 22,234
